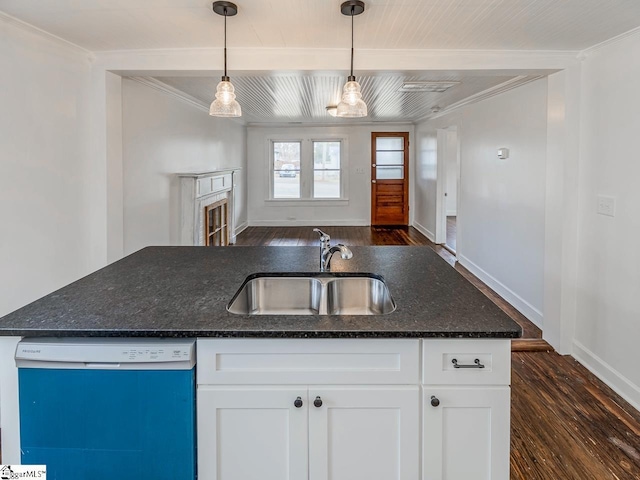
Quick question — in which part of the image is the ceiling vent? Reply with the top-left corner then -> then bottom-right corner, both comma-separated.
399,81 -> 460,93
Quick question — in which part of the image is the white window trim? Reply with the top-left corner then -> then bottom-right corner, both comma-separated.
267,135 -> 349,202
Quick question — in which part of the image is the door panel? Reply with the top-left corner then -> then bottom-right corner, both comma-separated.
309,386 -> 419,480
422,387 -> 510,480
197,386 -> 308,480
372,133 -> 409,225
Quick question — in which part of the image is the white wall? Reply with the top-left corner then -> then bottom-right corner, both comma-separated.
571,31 -> 640,410
414,79 -> 548,326
121,79 -> 247,255
0,18 -> 95,318
246,124 -> 414,226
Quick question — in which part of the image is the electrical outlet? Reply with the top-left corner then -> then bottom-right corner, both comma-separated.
597,195 -> 615,217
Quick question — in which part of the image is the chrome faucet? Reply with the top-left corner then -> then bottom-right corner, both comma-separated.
313,228 -> 353,272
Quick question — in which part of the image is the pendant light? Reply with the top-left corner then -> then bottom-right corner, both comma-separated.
336,0 -> 367,118
210,1 -> 242,117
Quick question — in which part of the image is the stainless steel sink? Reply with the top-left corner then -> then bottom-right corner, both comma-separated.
227,273 -> 396,315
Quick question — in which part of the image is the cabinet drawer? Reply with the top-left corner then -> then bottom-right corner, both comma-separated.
422,339 -> 510,386
197,338 -> 420,385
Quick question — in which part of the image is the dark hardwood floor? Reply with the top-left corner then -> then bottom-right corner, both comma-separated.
235,226 -> 640,479
511,350 -> 640,479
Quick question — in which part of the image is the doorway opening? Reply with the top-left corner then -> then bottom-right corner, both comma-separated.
436,127 -> 460,255
371,132 -> 410,226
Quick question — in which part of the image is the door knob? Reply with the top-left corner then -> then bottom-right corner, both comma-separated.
430,396 -> 440,407
313,396 -> 323,408
294,396 -> 303,408
372,180 -> 376,184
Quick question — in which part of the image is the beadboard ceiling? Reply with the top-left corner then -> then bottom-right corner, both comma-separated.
2,0 -> 640,52
146,71 -> 544,124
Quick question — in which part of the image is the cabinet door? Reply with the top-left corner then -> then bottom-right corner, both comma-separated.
197,386 -> 308,480
309,386 -> 419,480
422,387 -> 510,480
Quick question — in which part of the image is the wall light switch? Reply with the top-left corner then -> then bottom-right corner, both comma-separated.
498,148 -> 509,159
597,195 -> 615,217
355,167 -> 365,174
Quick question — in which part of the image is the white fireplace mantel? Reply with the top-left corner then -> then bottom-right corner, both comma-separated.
179,170 -> 239,246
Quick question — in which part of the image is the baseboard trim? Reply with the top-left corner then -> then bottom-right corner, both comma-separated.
446,211 -> 457,217
412,222 -> 435,242
573,340 -> 640,412
235,221 -> 248,236
458,254 -> 543,328
248,220 -> 370,227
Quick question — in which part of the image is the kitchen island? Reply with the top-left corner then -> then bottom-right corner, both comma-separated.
0,246 -> 521,480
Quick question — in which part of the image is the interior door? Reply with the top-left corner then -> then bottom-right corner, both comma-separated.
371,132 -> 409,226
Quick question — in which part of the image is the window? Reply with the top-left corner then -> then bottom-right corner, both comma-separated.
270,138 -> 345,200
313,141 -> 341,198
272,141 -> 301,199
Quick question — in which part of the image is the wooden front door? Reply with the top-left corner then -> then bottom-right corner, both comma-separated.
371,132 -> 409,226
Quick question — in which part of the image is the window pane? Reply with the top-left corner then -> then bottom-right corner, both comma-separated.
273,142 -> 301,198
313,141 -> 341,169
314,170 -> 340,198
375,137 -> 403,151
273,171 -> 300,198
376,166 -> 404,180
375,151 -> 404,165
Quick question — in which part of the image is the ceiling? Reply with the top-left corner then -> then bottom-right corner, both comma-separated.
2,0 -> 640,52
147,71 -> 545,124
3,1 -> 639,124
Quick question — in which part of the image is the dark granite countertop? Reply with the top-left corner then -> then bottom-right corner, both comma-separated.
0,246 -> 522,338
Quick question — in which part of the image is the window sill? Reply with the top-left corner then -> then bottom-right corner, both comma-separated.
265,198 -> 349,207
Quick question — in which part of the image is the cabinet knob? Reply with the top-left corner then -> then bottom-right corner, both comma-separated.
313,396 -> 323,408
430,395 -> 440,407
294,396 -> 303,408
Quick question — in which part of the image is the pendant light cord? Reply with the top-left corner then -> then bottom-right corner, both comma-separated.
223,7 -> 228,80
349,6 -> 355,80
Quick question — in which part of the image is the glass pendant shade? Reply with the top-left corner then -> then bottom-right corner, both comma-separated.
336,80 -> 367,118
209,79 -> 242,117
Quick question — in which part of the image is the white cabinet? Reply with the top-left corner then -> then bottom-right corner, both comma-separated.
197,386 -> 308,480
421,339 -> 511,480
309,386 -> 419,480
196,338 -> 511,480
422,387 -> 510,480
197,384 -> 419,480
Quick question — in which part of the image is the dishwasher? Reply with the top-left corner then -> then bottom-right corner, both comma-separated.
15,337 -> 196,480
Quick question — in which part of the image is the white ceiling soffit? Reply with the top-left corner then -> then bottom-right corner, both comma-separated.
2,0 -> 640,52
146,72 -> 540,124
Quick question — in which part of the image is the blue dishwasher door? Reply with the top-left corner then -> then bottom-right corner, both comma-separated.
18,367 -> 196,480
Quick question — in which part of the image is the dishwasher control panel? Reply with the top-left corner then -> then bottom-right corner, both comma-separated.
15,338 -> 196,370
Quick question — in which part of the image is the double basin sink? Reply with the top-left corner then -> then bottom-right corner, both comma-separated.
227,272 -> 396,316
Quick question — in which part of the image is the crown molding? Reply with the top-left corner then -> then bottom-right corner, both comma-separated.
128,76 -> 246,126
416,75 -> 544,123
579,25 -> 640,57
0,11 -> 94,60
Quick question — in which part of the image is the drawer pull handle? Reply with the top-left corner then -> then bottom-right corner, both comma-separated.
294,397 -> 303,408
452,358 -> 485,369
314,396 -> 323,408
430,396 -> 440,407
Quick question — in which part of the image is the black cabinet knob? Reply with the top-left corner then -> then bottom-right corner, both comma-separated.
430,395 -> 440,407
313,396 -> 323,408
294,396 -> 303,408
